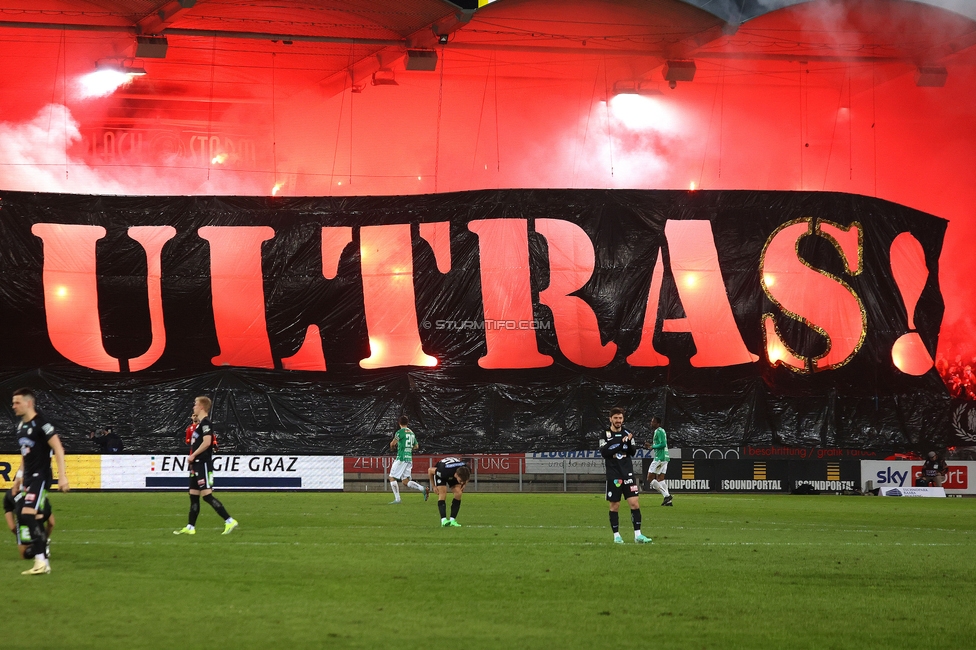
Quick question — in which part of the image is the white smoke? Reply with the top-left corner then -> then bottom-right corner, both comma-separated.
692,0 -> 976,23
933,0 -> 976,20
0,103 -> 127,194
78,69 -> 139,100
0,103 -> 273,196
553,92 -> 692,189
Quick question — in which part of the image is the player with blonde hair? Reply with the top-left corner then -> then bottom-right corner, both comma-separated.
175,396 -> 239,536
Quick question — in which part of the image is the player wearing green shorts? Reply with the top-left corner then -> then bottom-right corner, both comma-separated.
388,416 -> 429,504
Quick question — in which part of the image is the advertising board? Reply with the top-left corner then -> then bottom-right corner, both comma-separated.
101,455 -> 343,490
861,461 -> 973,495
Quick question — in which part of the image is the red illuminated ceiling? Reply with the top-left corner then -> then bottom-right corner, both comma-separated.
4,1 -> 973,100
0,1 -> 969,125
2,0 -> 974,201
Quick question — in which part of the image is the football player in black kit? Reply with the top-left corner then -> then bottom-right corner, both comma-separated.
599,407 -> 651,544
4,482 -> 55,560
174,396 -> 239,535
11,387 -> 69,575
427,457 -> 471,527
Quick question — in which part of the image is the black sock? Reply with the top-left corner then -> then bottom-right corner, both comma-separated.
609,510 -> 619,533
17,512 -> 34,546
29,518 -> 46,558
18,512 -> 45,557
188,494 -> 201,526
450,499 -> 461,519
203,494 -> 231,520
631,508 -> 642,532
437,500 -> 447,519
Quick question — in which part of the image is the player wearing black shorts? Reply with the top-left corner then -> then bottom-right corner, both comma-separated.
174,396 -> 238,536
12,387 -> 69,575
427,457 -> 471,527
4,486 -> 55,560
599,407 -> 651,544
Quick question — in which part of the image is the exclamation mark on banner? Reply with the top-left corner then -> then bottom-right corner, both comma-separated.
889,232 -> 934,375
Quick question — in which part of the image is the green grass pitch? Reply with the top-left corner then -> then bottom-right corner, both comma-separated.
7,492 -> 975,649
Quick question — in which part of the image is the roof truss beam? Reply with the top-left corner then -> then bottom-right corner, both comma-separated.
136,0 -> 197,35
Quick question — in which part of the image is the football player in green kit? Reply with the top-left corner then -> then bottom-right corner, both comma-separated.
388,416 -> 430,503
645,416 -> 673,506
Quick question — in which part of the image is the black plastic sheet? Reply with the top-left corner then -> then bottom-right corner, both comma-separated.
0,189 -> 951,454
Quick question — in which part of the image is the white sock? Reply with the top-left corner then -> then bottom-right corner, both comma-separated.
651,479 -> 670,497
390,481 -> 401,501
441,517 -> 448,524
614,532 -> 622,539
226,517 -> 234,524
634,530 -> 642,539
407,480 -> 425,492
36,552 -> 46,561
186,524 -> 195,530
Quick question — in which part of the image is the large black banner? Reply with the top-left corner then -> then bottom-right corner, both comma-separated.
0,189 -> 950,454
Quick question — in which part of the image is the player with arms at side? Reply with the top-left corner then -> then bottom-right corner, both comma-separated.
599,407 -> 651,544
645,416 -> 673,506
427,457 -> 471,527
174,396 -> 239,536
388,416 -> 430,503
12,387 -> 69,575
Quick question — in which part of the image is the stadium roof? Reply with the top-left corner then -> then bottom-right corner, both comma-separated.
2,1 -> 973,60
1,1 -> 972,112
